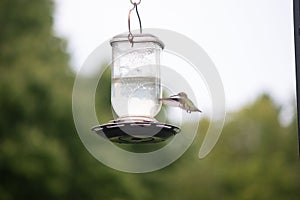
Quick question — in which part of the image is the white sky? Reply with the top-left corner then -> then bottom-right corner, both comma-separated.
53,0 -> 296,112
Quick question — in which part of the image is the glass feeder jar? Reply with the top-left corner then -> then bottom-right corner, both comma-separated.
110,33 -> 164,121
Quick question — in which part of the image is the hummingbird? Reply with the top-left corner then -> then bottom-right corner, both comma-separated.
159,92 -> 202,113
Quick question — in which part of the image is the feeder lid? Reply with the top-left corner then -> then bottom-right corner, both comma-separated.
110,33 -> 165,49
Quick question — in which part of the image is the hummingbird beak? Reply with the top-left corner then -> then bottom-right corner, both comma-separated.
170,94 -> 179,98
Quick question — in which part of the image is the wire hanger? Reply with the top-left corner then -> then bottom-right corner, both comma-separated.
128,0 -> 142,46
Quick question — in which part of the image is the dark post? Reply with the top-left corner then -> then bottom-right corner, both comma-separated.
293,0 -> 300,155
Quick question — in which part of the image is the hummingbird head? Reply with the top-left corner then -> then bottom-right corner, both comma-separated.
177,92 -> 188,98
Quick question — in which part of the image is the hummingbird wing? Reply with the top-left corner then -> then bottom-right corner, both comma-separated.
159,97 -> 181,107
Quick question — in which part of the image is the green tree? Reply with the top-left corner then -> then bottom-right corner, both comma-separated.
1,0 -> 299,199
129,94 -> 300,200
0,1 -> 139,199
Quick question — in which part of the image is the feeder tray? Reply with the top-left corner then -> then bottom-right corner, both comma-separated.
91,120 -> 180,144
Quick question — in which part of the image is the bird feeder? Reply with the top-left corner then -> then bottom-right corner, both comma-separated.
92,0 -> 180,143
110,33 -> 163,120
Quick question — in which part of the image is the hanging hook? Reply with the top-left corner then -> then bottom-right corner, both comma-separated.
130,0 -> 141,5
128,0 -> 142,47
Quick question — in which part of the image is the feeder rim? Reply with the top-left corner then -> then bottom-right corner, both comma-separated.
110,33 -> 165,49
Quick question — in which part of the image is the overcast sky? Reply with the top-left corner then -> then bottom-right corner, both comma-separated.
53,0 -> 296,112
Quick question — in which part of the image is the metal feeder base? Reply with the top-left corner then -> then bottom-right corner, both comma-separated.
91,121 -> 180,144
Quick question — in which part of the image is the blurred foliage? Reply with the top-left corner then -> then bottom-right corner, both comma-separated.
0,0 -> 300,199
